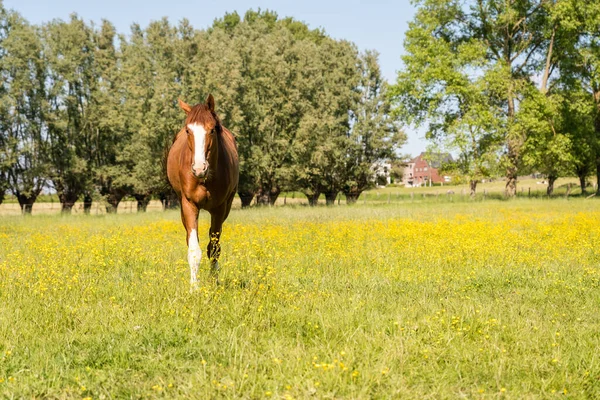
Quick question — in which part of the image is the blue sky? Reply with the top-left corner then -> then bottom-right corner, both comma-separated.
4,0 -> 426,155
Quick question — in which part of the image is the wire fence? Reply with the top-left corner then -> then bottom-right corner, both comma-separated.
1,183 -> 597,216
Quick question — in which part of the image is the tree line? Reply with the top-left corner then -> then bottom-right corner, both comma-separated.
0,6 -> 405,213
390,0 -> 600,197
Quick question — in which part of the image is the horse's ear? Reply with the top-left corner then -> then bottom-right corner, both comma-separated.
178,98 -> 191,115
206,94 -> 215,112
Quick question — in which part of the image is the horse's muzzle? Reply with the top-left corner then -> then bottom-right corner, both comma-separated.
191,162 -> 208,178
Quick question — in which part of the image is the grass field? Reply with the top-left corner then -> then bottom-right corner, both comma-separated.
1,199 -> 600,398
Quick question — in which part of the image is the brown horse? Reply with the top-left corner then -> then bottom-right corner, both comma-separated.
167,94 -> 239,288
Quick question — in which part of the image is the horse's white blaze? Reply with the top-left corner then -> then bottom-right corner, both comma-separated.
187,123 -> 206,173
187,228 -> 202,286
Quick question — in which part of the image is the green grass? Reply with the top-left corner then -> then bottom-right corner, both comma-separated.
1,199 -> 600,398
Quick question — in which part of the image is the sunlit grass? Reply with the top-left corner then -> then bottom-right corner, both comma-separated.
1,200 -> 600,398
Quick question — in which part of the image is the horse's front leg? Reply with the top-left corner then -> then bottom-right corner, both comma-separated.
207,207 -> 226,284
181,198 -> 201,290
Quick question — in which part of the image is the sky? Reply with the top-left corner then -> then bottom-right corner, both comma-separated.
4,0 -> 427,156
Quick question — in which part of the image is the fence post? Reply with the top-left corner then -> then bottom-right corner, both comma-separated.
388,193 -> 391,204
483,189 -> 487,200
566,183 -> 572,199
528,187 -> 531,197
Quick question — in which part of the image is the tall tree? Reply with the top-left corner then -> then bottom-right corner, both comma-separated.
43,15 -> 96,213
576,2 -> 600,194
520,89 -> 573,195
0,8 -> 49,213
291,38 -> 359,206
391,0 -> 563,197
90,20 -> 128,213
563,90 -> 596,194
208,10 -> 343,206
344,51 -> 404,203
119,18 -> 196,211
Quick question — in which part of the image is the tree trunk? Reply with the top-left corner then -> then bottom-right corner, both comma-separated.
325,191 -> 338,206
134,194 -> 151,212
0,173 -> 6,205
305,191 -> 320,206
579,174 -> 587,195
596,97 -> 600,195
469,180 -> 478,197
105,191 -> 126,214
83,192 -> 93,214
268,187 -> 280,206
16,192 -> 37,215
547,175 -> 557,196
256,191 -> 269,206
344,190 -> 361,204
61,202 -> 75,213
256,186 -> 280,206
505,86 -> 518,198
238,190 -> 255,208
597,160 -> 600,196
58,191 -> 79,214
105,199 -> 119,213
159,191 -> 179,210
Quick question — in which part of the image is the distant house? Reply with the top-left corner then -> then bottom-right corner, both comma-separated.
373,161 -> 392,186
402,152 -> 453,187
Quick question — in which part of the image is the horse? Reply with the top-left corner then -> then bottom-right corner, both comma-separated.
166,94 -> 239,288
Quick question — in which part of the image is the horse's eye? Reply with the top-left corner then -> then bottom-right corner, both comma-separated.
185,127 -> 191,136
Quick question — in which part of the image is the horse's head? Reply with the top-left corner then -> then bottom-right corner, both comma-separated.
178,94 -> 221,180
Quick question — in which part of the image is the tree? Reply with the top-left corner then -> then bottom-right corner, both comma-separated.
90,20 -> 128,213
391,0 -> 570,197
563,91 -> 596,194
520,90 -> 573,195
291,38 -> 359,206
119,18 -> 198,211
344,51 -> 404,203
0,8 -> 49,213
574,2 -> 600,194
207,10 -> 358,207
43,15 -> 96,213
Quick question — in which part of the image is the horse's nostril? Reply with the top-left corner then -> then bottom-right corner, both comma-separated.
192,163 -> 208,177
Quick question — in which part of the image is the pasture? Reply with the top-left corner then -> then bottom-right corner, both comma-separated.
1,200 -> 600,398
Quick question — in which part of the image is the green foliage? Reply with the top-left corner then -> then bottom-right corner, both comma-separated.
344,51 -> 405,202
0,7 -> 399,211
390,0 -> 595,196
0,6 -> 49,212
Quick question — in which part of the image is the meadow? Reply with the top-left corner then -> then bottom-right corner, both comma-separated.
1,199 -> 600,399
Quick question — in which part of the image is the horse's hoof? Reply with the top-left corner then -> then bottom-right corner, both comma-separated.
189,282 -> 200,293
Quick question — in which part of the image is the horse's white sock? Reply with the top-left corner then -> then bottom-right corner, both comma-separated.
187,229 -> 202,287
